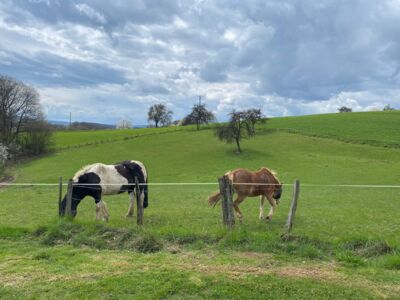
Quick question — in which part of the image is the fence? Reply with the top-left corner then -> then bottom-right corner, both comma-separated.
56,176 -> 300,230
1,180 -> 399,239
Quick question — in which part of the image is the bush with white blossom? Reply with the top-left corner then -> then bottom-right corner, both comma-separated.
0,143 -> 8,167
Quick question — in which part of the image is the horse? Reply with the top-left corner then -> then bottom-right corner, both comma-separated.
60,160 -> 148,221
208,167 -> 282,222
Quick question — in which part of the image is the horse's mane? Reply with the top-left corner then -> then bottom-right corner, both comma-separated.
260,167 -> 280,183
73,163 -> 105,181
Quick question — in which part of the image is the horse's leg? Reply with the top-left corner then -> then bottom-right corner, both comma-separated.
233,195 -> 245,222
95,201 -> 101,220
126,191 -> 135,218
95,198 -> 109,222
266,194 -> 277,220
259,195 -> 265,220
101,201 -> 109,222
94,191 -> 105,221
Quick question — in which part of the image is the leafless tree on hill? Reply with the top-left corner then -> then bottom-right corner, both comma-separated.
0,75 -> 52,156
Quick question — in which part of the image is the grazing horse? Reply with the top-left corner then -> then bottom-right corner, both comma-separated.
60,160 -> 148,221
208,167 -> 282,222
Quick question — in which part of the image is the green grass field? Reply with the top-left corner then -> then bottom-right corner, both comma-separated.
267,110 -> 400,148
1,111 -> 400,299
51,126 -> 191,150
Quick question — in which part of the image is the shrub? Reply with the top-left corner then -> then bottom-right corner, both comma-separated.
17,120 -> 53,155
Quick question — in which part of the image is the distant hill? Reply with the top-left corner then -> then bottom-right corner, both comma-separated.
48,120 -> 70,126
48,120 -> 116,130
48,120 -> 148,129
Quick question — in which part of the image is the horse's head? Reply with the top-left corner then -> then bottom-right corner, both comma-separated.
60,178 -> 91,217
263,167 -> 282,204
273,183 -> 283,204
60,194 -> 80,217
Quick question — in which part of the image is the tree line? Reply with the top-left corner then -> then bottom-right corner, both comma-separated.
338,105 -> 397,113
147,102 -> 265,153
147,102 -> 216,129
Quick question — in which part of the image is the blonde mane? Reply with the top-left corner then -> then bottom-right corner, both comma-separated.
260,166 -> 280,183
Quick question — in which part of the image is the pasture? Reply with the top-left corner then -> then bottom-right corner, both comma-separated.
267,110 -> 400,148
1,111 -> 400,299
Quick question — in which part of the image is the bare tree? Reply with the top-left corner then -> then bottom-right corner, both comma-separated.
215,109 -> 264,153
182,104 -> 216,130
0,75 -> 41,144
147,104 -> 172,128
0,75 -> 52,156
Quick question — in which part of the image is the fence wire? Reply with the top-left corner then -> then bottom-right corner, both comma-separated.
1,182 -> 400,188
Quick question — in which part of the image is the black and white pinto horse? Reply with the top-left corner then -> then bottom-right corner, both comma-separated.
60,160 -> 148,221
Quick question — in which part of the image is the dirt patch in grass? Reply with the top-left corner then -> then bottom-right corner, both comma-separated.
275,264 -> 339,281
0,274 -> 29,288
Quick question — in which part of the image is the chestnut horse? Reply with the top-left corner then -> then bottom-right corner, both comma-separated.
208,167 -> 282,222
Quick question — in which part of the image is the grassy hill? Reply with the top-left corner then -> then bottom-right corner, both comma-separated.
1,112 -> 400,298
267,110 -> 400,148
50,111 -> 400,150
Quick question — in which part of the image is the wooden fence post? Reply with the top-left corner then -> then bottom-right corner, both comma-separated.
218,175 -> 235,228
65,179 -> 73,217
58,176 -> 62,217
285,179 -> 300,233
135,177 -> 144,225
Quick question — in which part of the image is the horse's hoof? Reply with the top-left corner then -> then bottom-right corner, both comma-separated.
125,214 -> 134,218
259,216 -> 265,220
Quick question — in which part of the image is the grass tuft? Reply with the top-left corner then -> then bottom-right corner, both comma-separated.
336,252 -> 366,267
340,239 -> 393,258
32,251 -> 52,261
383,255 -> 400,270
33,221 -> 163,252
134,235 -> 163,253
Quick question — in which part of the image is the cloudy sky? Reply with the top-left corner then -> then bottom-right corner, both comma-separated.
1,0 -> 400,125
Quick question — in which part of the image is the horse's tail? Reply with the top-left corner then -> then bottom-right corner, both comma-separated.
143,175 -> 148,208
208,191 -> 222,207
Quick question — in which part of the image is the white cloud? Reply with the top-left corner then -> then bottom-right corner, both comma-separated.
75,3 -> 107,25
28,0 -> 52,6
1,0 -> 400,124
